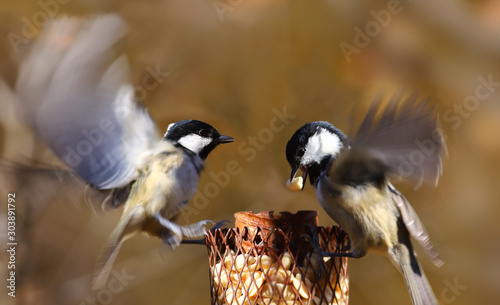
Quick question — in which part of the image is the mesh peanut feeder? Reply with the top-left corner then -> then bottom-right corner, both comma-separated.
205,211 -> 350,305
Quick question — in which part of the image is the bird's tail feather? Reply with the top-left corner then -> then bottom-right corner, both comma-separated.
390,243 -> 439,305
91,237 -> 125,290
91,206 -> 143,290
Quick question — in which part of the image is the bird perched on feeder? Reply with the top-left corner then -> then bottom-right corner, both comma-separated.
14,15 -> 233,289
285,92 -> 446,305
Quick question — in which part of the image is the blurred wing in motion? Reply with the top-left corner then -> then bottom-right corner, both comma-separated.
15,15 -> 159,190
0,155 -> 134,210
351,91 -> 447,189
329,92 -> 446,189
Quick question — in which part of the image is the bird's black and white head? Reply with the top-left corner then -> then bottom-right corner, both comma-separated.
286,121 -> 349,188
163,120 -> 233,159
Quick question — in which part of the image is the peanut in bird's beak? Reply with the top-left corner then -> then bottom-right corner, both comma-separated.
286,166 -> 308,192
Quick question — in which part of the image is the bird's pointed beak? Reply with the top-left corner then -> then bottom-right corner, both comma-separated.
290,166 -> 308,190
218,135 -> 234,144
290,167 -> 299,181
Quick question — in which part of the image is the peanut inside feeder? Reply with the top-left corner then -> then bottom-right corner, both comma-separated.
205,211 -> 350,305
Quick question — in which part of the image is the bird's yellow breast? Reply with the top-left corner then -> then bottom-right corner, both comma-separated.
122,145 -> 201,237
318,179 -> 400,255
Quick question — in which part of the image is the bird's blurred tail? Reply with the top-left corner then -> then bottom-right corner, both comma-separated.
91,206 -> 143,290
390,243 -> 439,305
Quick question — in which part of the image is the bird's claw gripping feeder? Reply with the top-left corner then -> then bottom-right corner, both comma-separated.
205,211 -> 350,305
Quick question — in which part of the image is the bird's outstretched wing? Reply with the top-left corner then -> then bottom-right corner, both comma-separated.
329,92 -> 446,189
350,91 -> 447,189
16,15 -> 159,189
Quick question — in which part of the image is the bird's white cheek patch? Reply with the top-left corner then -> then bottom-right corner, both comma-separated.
319,130 -> 342,156
302,129 -> 342,164
178,134 -> 212,154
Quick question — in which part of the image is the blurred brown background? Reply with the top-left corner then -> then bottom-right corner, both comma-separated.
1,0 -> 500,304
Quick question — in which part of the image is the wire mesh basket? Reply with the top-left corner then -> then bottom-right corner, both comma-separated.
205,211 -> 350,305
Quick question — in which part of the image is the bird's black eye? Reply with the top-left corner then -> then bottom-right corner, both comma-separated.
199,129 -> 208,137
296,147 -> 305,157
